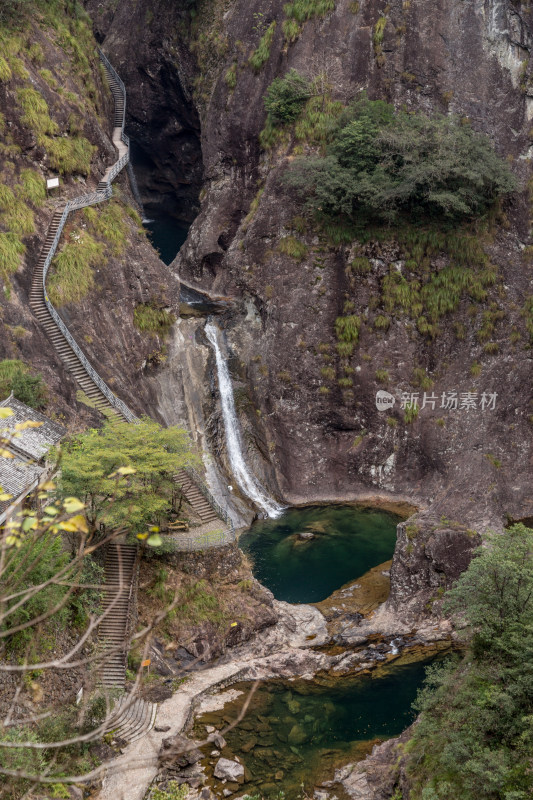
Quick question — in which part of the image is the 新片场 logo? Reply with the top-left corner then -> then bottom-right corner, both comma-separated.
376,390 -> 395,411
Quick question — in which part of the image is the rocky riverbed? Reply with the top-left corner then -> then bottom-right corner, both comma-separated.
97,568 -> 452,800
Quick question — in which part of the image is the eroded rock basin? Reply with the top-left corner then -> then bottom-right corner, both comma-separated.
193,655 -> 443,798
178,505 -> 444,798
239,505 -> 401,604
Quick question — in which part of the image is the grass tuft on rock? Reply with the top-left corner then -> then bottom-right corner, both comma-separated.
47,230 -> 104,306
249,21 -> 276,72
133,301 -> 176,338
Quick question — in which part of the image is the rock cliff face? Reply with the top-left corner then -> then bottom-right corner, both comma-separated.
0,8 -> 180,429
89,0 -> 533,615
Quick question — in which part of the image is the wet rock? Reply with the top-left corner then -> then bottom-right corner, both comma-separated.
207,731 -> 227,749
214,758 -> 245,783
297,531 -> 315,541
159,734 -> 203,768
287,723 -> 309,745
155,725 -> 171,732
240,737 -> 257,753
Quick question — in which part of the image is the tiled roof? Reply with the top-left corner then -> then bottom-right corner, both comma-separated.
0,395 -> 66,462
0,458 -> 44,517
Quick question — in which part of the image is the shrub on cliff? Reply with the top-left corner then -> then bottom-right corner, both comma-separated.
0,359 -> 46,408
286,96 -> 516,226
405,524 -> 533,800
264,69 -> 311,123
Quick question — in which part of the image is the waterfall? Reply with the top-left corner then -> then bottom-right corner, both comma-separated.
205,321 -> 284,519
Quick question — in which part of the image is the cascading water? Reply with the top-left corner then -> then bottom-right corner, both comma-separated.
205,321 -> 284,519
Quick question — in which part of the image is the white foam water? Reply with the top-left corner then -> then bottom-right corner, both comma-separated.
205,321 -> 284,519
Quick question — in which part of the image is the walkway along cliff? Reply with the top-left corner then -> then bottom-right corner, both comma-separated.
29,50 -> 138,423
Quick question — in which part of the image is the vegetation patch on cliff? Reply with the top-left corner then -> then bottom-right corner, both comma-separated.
47,199 -> 131,306
286,95 -> 516,228
0,359 -> 47,408
133,300 -> 177,339
283,0 -> 336,43
405,524 -> 533,800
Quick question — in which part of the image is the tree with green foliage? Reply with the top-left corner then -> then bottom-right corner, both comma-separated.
286,95 -> 516,226
264,69 -> 311,123
406,524 -> 533,800
0,359 -> 47,409
59,418 -> 195,535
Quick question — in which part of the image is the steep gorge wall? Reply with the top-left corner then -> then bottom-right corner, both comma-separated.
0,6 -> 182,428
89,0 -> 533,614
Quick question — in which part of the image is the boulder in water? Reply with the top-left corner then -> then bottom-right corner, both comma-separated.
288,723 -> 309,745
214,757 -> 245,783
207,731 -> 227,749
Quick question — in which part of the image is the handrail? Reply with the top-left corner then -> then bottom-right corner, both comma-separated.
98,48 -> 127,132
183,466 -> 235,534
36,53 -> 237,541
37,50 -> 139,423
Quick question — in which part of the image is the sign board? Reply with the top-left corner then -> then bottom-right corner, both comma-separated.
141,659 -> 151,668
46,178 -> 60,190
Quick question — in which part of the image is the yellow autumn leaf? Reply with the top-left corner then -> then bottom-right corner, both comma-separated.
0,408 -> 13,419
44,506 -> 59,516
108,466 -> 136,477
5,535 -> 21,547
136,532 -> 149,540
0,493 -> 13,501
0,448 -> 14,458
68,514 -> 88,533
15,419 -> 43,431
58,520 -> 81,532
63,497 -> 85,514
15,421 -> 43,431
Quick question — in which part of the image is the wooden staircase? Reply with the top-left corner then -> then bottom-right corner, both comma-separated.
174,469 -> 220,524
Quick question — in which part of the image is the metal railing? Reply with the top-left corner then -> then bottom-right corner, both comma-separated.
37,51 -> 139,423
37,52 -> 238,542
183,466 -> 235,533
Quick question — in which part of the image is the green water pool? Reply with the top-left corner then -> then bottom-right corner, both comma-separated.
239,505 -> 401,603
197,658 -> 436,796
